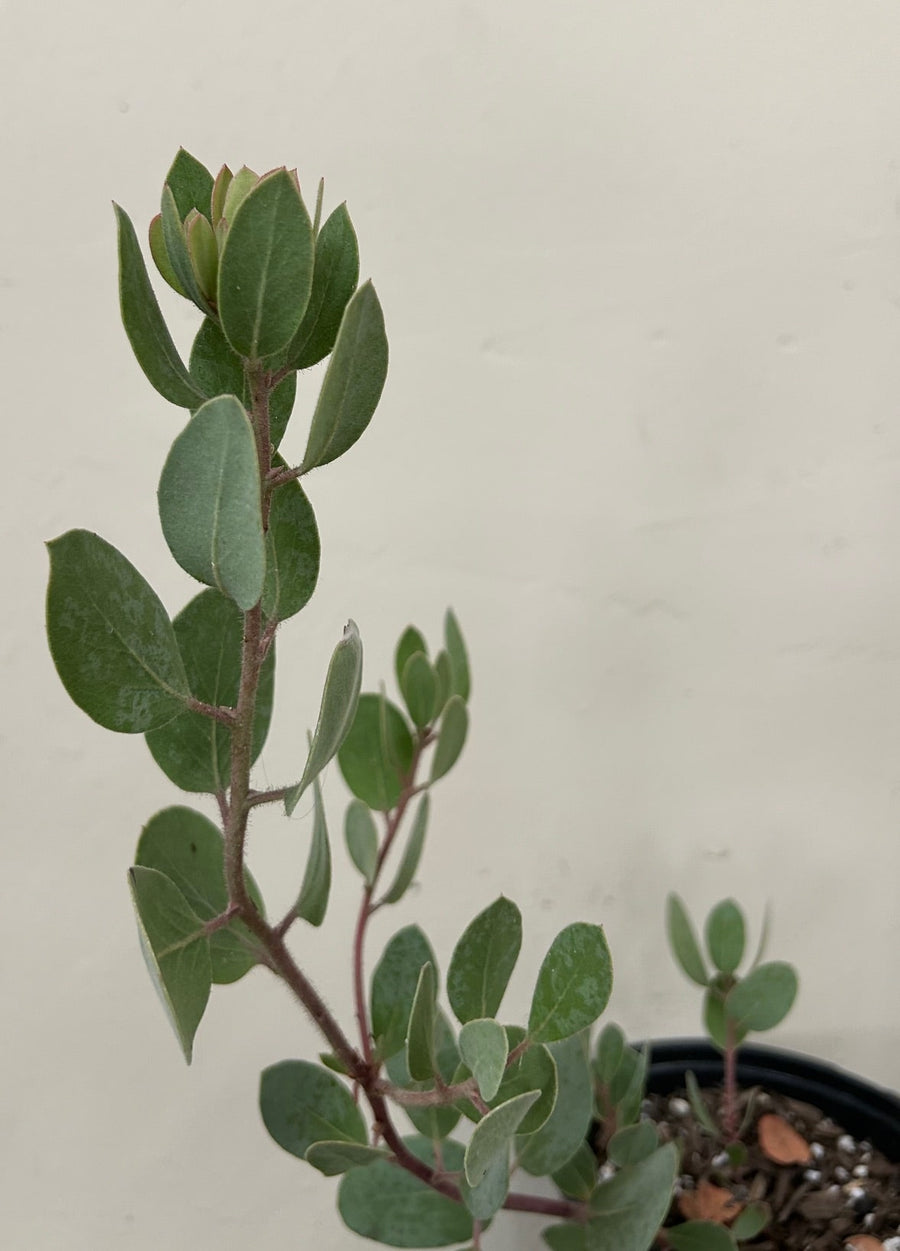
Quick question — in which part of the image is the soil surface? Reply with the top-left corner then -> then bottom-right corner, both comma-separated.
641,1084 -> 900,1250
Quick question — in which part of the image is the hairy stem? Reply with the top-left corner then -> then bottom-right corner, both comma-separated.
722,1019 -> 738,1140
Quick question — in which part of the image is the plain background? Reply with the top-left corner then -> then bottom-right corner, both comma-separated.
4,2 -> 900,1247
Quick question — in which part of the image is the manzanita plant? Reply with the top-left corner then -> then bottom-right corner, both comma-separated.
45,149 -> 795,1251
667,895 -> 799,1142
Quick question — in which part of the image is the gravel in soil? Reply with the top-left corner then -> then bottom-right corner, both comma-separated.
639,1084 -> 900,1250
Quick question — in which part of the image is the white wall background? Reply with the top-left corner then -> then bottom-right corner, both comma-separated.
3,1 -> 900,1247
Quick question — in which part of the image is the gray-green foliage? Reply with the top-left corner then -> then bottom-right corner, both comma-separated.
666,894 -> 798,1050
46,149 -> 699,1251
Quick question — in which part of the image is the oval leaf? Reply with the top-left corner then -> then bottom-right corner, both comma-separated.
370,925 -> 436,1060
465,1090 -> 540,1185
344,799 -> 379,885
145,588 -> 274,792
458,1018 -> 508,1103
395,625 -> 427,690
165,148 -> 214,221
284,620 -> 363,814
338,1136 -> 471,1248
262,477 -> 320,622
459,1149 -> 509,1221
518,1034 -> 594,1176
301,280 -> 388,471
284,201 -> 360,370
337,691 -> 413,812
158,395 -> 265,610
304,1140 -> 389,1176
127,865 -> 211,1063
114,204 -> 206,408
607,1121 -> 659,1168
444,609 -> 470,701
448,896 -> 522,1025
135,805 -> 265,984
667,893 -> 709,987
385,1010 -> 461,1140
400,651 -> 437,729
666,1222 -> 738,1251
259,1059 -> 367,1161
381,793 -> 429,906
406,961 -> 438,1082
161,184 -> 211,314
294,773 -> 332,926
726,962 -> 798,1033
46,529 -> 189,732
218,169 -> 314,359
587,1143 -> 678,1251
594,1022 -> 627,1086
528,922 -> 613,1045
431,694 -> 468,782
705,899 -> 746,976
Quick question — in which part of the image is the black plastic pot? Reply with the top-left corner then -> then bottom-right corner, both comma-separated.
643,1038 -> 900,1161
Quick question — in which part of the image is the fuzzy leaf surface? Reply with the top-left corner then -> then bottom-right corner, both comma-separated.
284,202 -> 359,369
135,805 -> 265,983
262,476 -> 320,622
301,280 -> 388,470
259,1060 -> 367,1162
46,530 -> 189,733
587,1143 -> 678,1251
158,396 -> 265,610
444,609 -> 470,701
668,894 -> 709,987
338,691 -> 413,812
447,896 -> 522,1024
145,588 -> 274,792
304,1141 -> 389,1176
218,169 -> 314,359
464,1090 -> 540,1185
284,620 -> 363,813
127,865 -> 211,1063
338,1136 -> 471,1248
294,774 -> 332,926
344,799 -> 379,885
430,694 -> 468,782
381,793 -> 429,905
458,1018 -> 508,1102
517,1033 -> 594,1176
406,961 -> 438,1081
385,1010 -> 460,1140
726,961 -> 798,1032
114,204 -> 206,408
528,922 -> 612,1045
459,1149 -> 509,1221
165,148 -> 214,221
370,925 -> 436,1060
705,900 -> 745,976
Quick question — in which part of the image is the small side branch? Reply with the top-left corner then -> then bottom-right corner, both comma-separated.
187,698 -> 236,726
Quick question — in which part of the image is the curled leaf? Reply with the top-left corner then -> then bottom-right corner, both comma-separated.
756,1113 -> 811,1165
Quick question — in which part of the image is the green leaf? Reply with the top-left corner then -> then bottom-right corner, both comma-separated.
283,202 -> 360,369
158,395 -> 265,610
607,1121 -> 659,1167
165,148 -> 214,221
145,588 -> 274,792
261,477 -> 320,622
189,316 -> 246,404
430,694 -> 468,782
161,184 -> 212,314
114,204 -> 206,408
458,1018 -> 508,1102
444,609 -> 470,701
127,865 -> 211,1063
465,1090 -> 540,1185
517,1033 -> 594,1176
210,164 -> 232,225
406,961 -> 438,1081
294,773 -> 332,926
461,1025 -> 556,1136
551,1140 -> 598,1201
284,621 -> 363,814
395,626 -> 427,690
447,896 -> 522,1024
666,1222 -> 737,1251
301,280 -> 388,471
616,1044 -> 649,1127
459,1149 -> 509,1221
400,651 -> 437,729
338,1136 -> 472,1247
370,925 -> 437,1059
543,1224 -> 588,1251
380,793 -> 429,905
594,1022 -> 626,1086
135,805 -> 265,984
46,529 -> 190,733
385,1010 -> 460,1140
586,1143 -> 678,1251
344,799 -> 379,884
725,961 -> 798,1032
703,986 -> 736,1050
218,168 -> 314,359
705,900 -> 745,976
684,1070 -> 717,1133
730,1201 -> 769,1241
185,209 -> 218,302
337,691 -> 413,812
149,213 -> 187,296
607,1042 -> 643,1106
304,1141 -> 389,1176
259,1060 -> 367,1162
528,922 -> 613,1045
222,165 -> 258,223
667,894 -> 709,987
